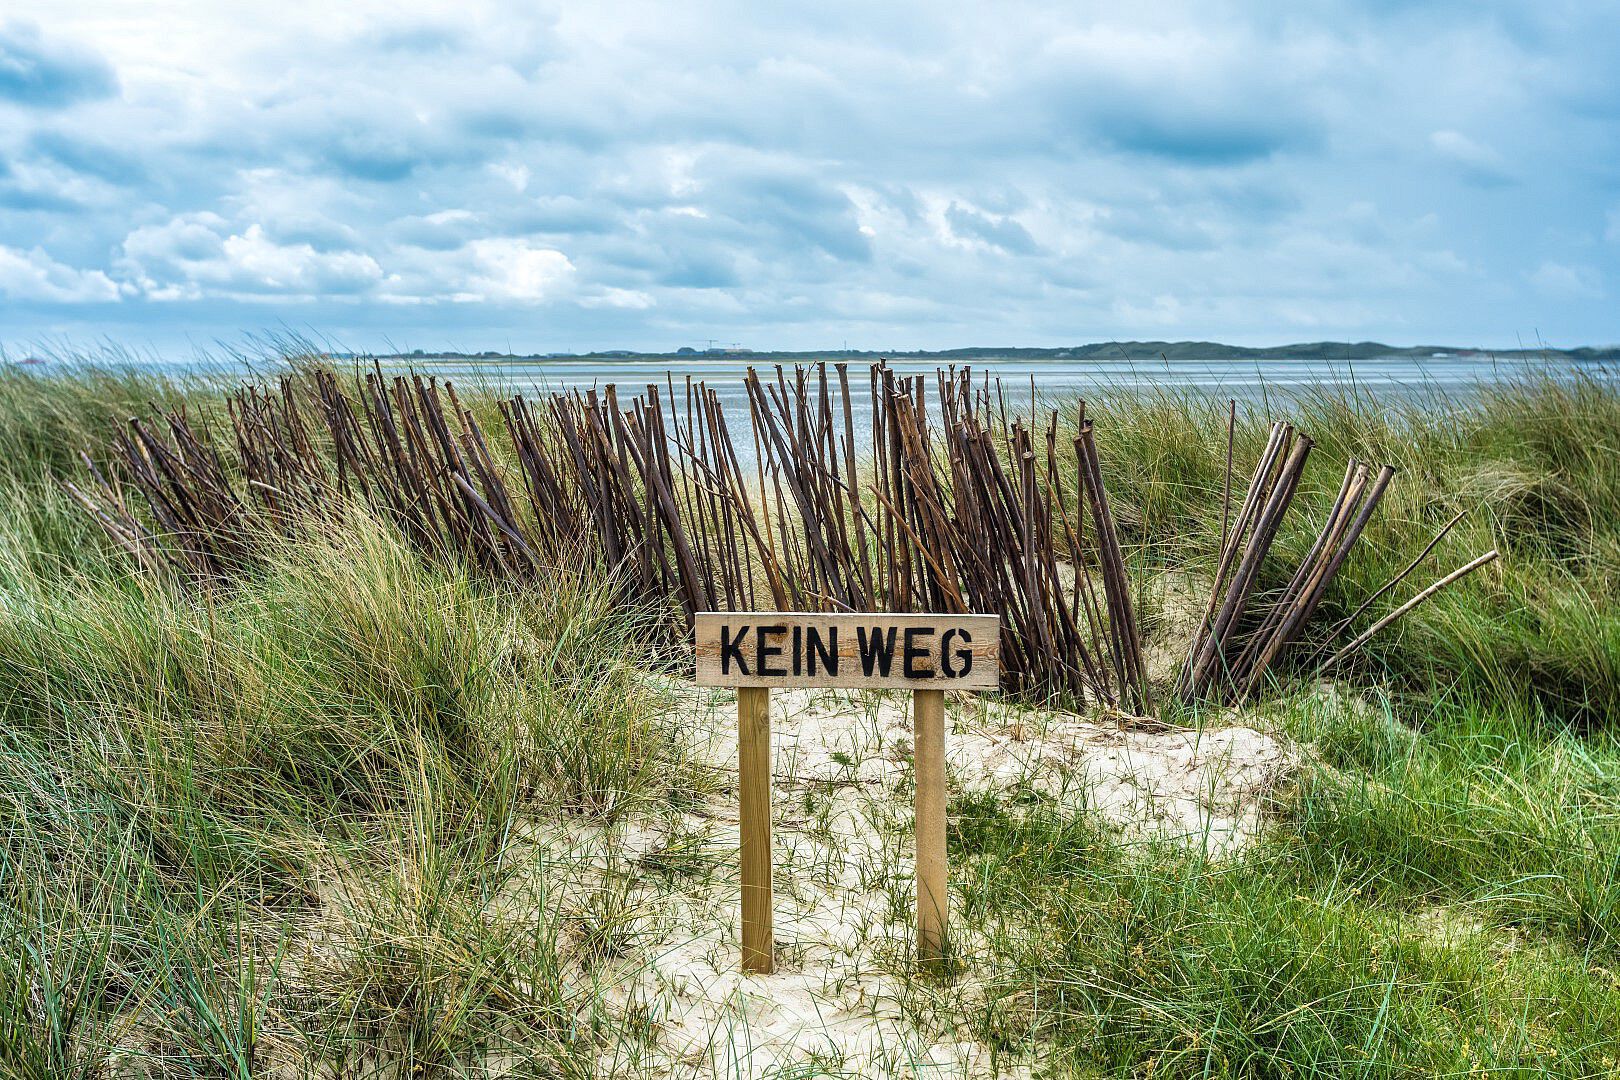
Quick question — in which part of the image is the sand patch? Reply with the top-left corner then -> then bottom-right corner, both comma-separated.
577,681 -> 1293,1077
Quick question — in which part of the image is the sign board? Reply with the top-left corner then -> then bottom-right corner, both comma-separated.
695,612 -> 999,691
698,610 -> 1001,975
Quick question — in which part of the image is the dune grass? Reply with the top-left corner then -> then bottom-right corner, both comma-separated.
0,384 -> 706,1073
948,776 -> 1620,1077
1073,369 -> 1620,723
0,524 -> 699,1074
2,360 -> 1619,1077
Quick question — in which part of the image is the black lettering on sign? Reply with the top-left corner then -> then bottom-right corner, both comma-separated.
721,624 -> 750,676
807,626 -> 838,676
694,612 -> 998,690
858,626 -> 897,676
902,626 -> 937,678
940,627 -> 973,678
756,624 -> 788,677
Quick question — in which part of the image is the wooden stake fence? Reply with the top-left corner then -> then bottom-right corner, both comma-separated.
67,361 -> 1497,707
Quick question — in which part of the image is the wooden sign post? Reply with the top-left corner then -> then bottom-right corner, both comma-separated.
696,612 -> 1000,973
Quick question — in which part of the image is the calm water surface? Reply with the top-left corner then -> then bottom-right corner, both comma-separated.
94,351 -> 1616,450
380,352 -> 1612,432
381,352 -> 1565,399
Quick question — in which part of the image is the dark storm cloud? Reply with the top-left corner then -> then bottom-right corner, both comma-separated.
1094,112 -> 1310,164
0,21 -> 117,108
945,203 -> 1041,255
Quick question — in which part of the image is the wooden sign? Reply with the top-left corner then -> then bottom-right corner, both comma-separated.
695,612 -> 999,690
696,611 -> 1001,975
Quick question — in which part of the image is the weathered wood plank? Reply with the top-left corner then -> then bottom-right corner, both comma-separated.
695,611 -> 1000,690
737,686 -> 774,974
913,687 -> 948,964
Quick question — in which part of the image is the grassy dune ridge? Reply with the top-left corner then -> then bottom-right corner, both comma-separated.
1073,373 -> 1620,721
2,361 -> 1619,1077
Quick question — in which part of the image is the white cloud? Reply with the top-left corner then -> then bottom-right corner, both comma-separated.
489,161 -> 530,192
0,245 -> 119,302
580,286 -> 655,309
222,226 -> 384,294
452,238 -> 574,303
118,215 -> 383,300
1529,261 -> 1603,299
115,210 -> 581,308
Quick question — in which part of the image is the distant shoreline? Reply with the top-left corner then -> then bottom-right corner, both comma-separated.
361,340 -> 1620,365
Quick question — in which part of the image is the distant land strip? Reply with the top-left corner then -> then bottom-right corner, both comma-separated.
359,340 -> 1620,364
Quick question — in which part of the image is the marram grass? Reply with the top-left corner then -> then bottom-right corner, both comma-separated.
2,360 -> 1620,1077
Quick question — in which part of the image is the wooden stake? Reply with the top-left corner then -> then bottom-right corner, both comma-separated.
913,687 -> 948,964
1322,549 -> 1499,670
738,686 -> 774,974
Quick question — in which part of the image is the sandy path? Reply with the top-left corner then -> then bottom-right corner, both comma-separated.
583,684 -> 1292,1078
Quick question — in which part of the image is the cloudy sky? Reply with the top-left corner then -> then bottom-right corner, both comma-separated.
1,2 -> 1616,354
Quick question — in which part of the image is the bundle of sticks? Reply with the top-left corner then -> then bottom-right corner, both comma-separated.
1176,415 -> 1497,704
64,409 -> 252,578
66,362 -> 1151,708
733,365 -> 1149,709
66,364 -> 1493,710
